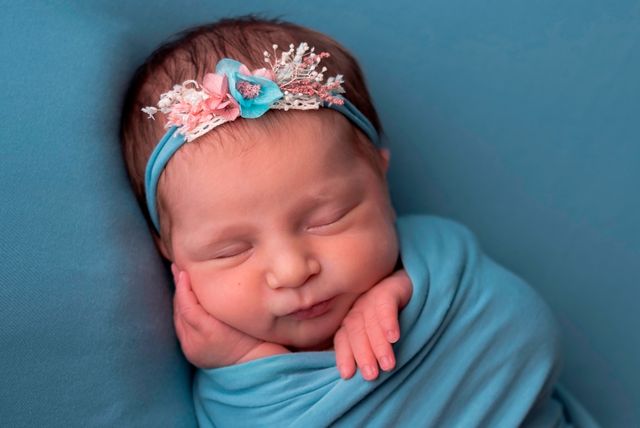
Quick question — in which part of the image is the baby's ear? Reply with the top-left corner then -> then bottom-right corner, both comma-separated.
378,149 -> 391,174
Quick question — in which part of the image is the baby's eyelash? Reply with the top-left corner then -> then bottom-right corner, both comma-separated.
307,208 -> 351,230
212,245 -> 251,259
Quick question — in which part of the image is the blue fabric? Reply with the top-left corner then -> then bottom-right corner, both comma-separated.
193,215 -> 598,427
0,3 -> 196,426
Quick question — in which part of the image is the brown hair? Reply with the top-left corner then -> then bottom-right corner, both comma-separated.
120,15 -> 384,240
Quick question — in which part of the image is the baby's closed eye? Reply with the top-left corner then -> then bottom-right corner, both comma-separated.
211,243 -> 253,259
306,208 -> 351,230
305,201 -> 362,233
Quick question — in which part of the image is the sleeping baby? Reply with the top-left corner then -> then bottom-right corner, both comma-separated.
119,15 -> 596,428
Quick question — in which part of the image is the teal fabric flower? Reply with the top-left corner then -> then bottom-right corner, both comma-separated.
215,59 -> 283,119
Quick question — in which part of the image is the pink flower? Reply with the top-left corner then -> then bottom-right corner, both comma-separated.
202,73 -> 229,104
238,64 -> 275,81
202,73 -> 240,121
185,113 -> 201,130
166,102 -> 192,128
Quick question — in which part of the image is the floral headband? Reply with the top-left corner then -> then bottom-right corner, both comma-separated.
143,42 -> 380,233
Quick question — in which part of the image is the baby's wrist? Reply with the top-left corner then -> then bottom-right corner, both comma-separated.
373,269 -> 412,307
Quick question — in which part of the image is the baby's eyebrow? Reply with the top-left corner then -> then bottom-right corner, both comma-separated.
298,192 -> 337,208
295,186 -> 355,212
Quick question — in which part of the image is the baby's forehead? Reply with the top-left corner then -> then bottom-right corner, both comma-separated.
176,109 -> 357,161
159,112 -> 371,215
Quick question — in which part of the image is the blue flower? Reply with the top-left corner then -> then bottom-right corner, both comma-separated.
215,59 -> 283,119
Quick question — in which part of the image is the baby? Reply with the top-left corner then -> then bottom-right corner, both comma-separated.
120,15 -> 591,428
120,16 -> 412,382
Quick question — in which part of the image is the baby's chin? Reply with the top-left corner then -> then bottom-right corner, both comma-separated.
270,323 -> 339,352
285,335 -> 335,352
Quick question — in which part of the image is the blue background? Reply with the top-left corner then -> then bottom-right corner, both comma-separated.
1,0 -> 638,426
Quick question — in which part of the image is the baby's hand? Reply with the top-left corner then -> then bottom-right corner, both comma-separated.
333,269 -> 412,381
172,264 -> 288,368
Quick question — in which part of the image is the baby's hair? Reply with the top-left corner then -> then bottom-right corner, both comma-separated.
120,15 -> 385,239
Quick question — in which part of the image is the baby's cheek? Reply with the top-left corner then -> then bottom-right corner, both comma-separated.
187,275 -> 218,315
196,275 -> 271,335
358,214 -> 398,259
329,228 -> 398,291
188,271 -> 238,318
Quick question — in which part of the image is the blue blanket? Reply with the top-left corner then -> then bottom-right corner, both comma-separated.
193,215 -> 598,427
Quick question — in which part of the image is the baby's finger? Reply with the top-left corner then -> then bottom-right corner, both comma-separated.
172,277 -> 193,344
173,270 -> 211,332
343,311 -> 379,381
365,313 -> 396,372
173,300 -> 186,337
333,328 -> 356,379
375,296 -> 401,343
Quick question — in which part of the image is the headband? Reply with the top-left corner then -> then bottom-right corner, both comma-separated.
142,42 -> 380,233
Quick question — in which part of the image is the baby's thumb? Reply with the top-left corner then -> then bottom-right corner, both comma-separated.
171,264 -> 191,289
173,271 -> 209,331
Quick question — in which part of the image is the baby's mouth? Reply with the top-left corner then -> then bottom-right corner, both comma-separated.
288,298 -> 334,321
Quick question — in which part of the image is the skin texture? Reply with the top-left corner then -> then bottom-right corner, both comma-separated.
158,110 -> 411,379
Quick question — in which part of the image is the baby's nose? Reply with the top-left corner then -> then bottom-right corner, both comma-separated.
266,249 -> 320,289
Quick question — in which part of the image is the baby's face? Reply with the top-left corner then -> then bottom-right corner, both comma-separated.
162,112 -> 399,350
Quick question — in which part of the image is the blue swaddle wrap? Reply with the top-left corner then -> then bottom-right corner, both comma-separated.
194,215 -> 598,427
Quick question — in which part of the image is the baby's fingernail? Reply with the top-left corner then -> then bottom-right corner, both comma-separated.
386,329 -> 400,343
338,365 -> 352,379
380,356 -> 394,371
362,365 -> 377,380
